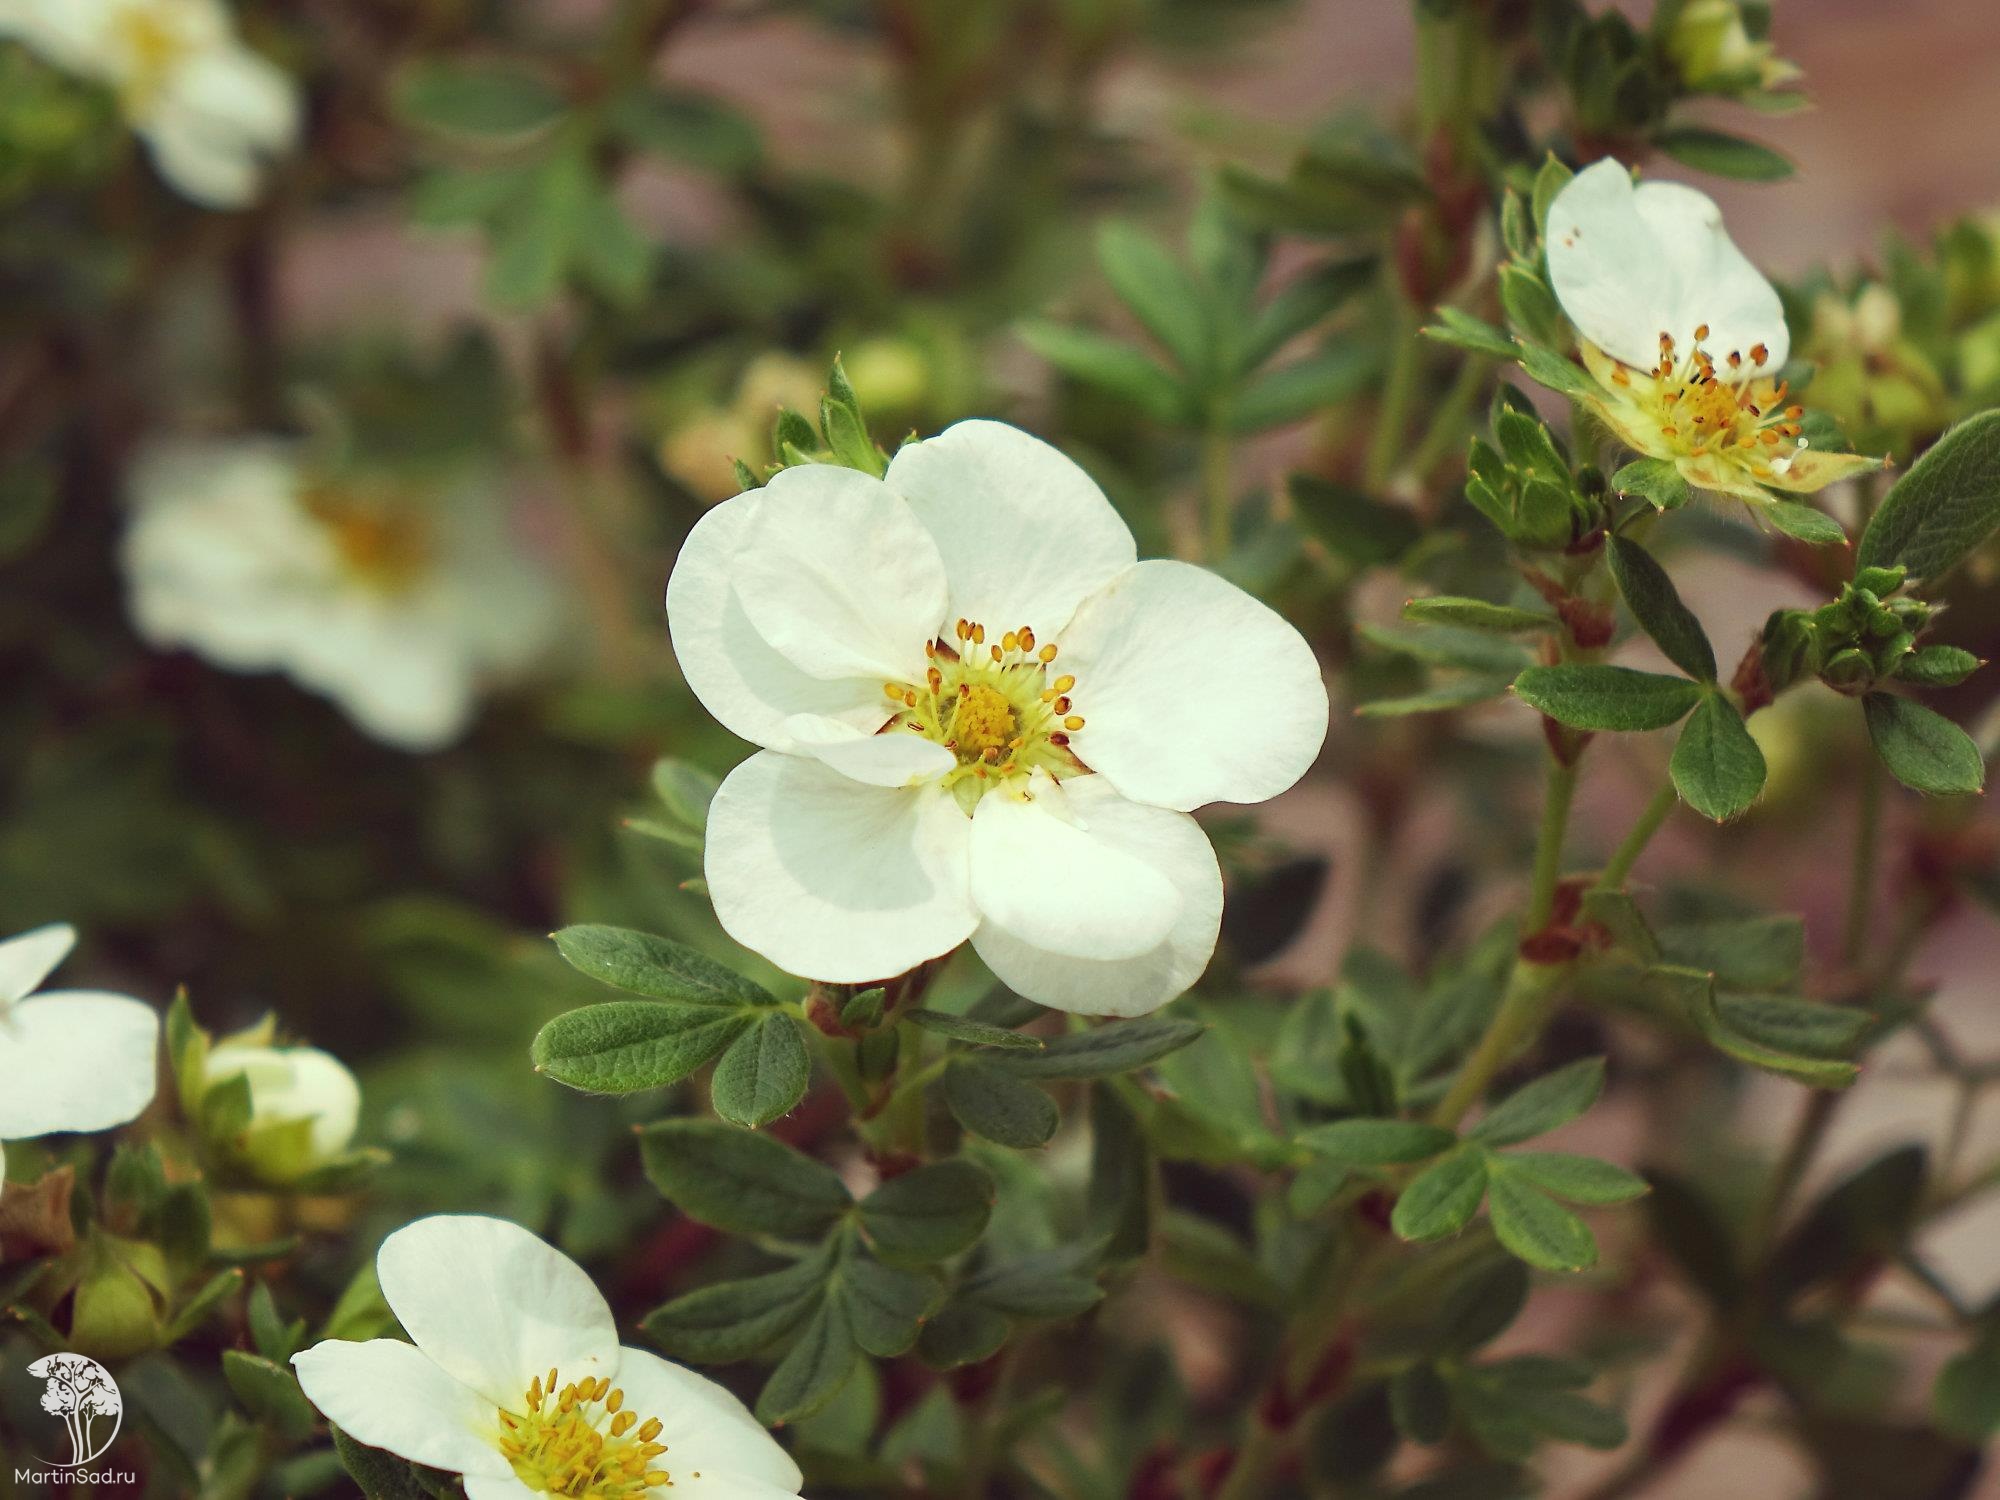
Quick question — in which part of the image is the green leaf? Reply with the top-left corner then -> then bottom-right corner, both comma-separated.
710,1011 -> 812,1127
1392,1148 -> 1490,1242
1768,1146 -> 1926,1298
1290,476 -> 1421,568
393,61 -> 565,138
552,925 -> 774,1008
1654,126 -> 1793,181
1612,458 -> 1690,511
1498,263 -> 1562,347
1656,914 -> 1803,990
1401,597 -> 1557,635
1713,995 -> 1871,1062
1017,321 -> 1187,423
1242,257 -> 1374,372
964,1247 -> 1106,1319
1485,1165 -> 1598,1271
605,87 -> 761,173
1858,412 -> 2000,580
531,1001 -> 749,1094
1934,1328 -> 2000,1442
840,1246 -> 942,1357
1895,645 -> 1983,687
1435,1259 -> 1530,1355
332,1428 -> 457,1500
1357,675 -> 1516,717
641,1250 -> 830,1361
1608,536 -> 1715,680
1531,152 -> 1574,235
1097,222 -> 1207,373
1670,693 -> 1768,822
485,152 -> 587,310
1762,500 -> 1847,546
1230,345 -> 1377,431
1501,1153 -> 1648,1205
1298,1118 -> 1459,1166
1391,1362 -> 1455,1445
1423,307 -> 1517,360
903,1010 -> 1044,1051
757,1298 -> 859,1426
639,1120 -> 851,1237
1514,342 -> 1598,402
1471,1059 -> 1605,1146
1652,966 -> 1860,1087
857,1161 -> 994,1265
943,1059 -> 1059,1149
917,1300 -> 1011,1369
1863,693 -> 1985,795
1513,665 -> 1702,731
1001,1018 -> 1206,1080
223,1350 -> 317,1440
1361,623 -> 1531,675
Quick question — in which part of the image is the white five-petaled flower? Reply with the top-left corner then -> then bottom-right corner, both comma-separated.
1543,159 -> 1878,506
122,440 -> 563,753
292,1216 -> 805,1500
0,925 -> 160,1185
666,420 -> 1329,1017
0,0 -> 299,209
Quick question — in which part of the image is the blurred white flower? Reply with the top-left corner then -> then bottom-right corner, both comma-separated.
667,420 -> 1328,1016
202,1036 -> 360,1184
122,440 -> 562,752
0,924 -> 159,1184
1544,159 -> 1877,503
0,0 -> 299,208
293,1215 -> 804,1500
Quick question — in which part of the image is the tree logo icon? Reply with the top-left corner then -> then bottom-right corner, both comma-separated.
25,1353 -> 124,1468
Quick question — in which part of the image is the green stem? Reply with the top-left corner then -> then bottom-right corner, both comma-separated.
1201,418 -> 1234,561
1429,957 -> 1564,1130
1599,784 -> 1676,891
1364,299 -> 1423,493
1405,354 -> 1491,483
1524,754 -> 1580,933
1842,756 -> 1883,966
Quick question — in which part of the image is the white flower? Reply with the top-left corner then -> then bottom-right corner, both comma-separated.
0,0 -> 299,208
1547,158 -> 1789,377
122,440 -> 562,753
292,1215 -> 805,1500
1543,160 -> 1878,504
0,924 -> 159,1185
666,420 -> 1328,1016
203,1037 -> 360,1183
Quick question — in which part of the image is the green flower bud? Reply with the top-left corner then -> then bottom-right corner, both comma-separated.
1666,0 -> 1800,93
1820,647 -> 1875,695
201,1037 -> 363,1187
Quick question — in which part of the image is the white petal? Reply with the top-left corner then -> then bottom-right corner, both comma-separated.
1055,561 -> 1327,812
1546,159 -> 1789,374
704,751 -> 976,983
781,714 -> 955,788
143,111 -> 263,209
969,782 -> 1179,961
171,44 -> 301,153
0,922 -> 75,1004
971,777 -> 1222,1016
885,419 -> 1137,640
732,465 -> 947,683
375,1216 -> 619,1409
0,992 -> 159,1140
291,1339 -> 511,1478
205,1044 -> 361,1161
287,606 -> 477,752
462,1475 -> 541,1500
613,1348 -> 803,1495
666,492 -> 896,748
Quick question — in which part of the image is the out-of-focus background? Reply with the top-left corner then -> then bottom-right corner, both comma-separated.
4,0 -> 2000,1495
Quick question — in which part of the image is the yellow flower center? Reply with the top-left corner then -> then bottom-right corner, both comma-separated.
1607,325 -> 1808,473
497,1369 -> 673,1498
111,6 -> 195,113
882,619 -> 1086,807
300,483 -> 433,594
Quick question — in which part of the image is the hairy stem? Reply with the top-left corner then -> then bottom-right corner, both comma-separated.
1600,783 -> 1677,890
1201,418 -> 1235,562
1364,299 -> 1423,493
